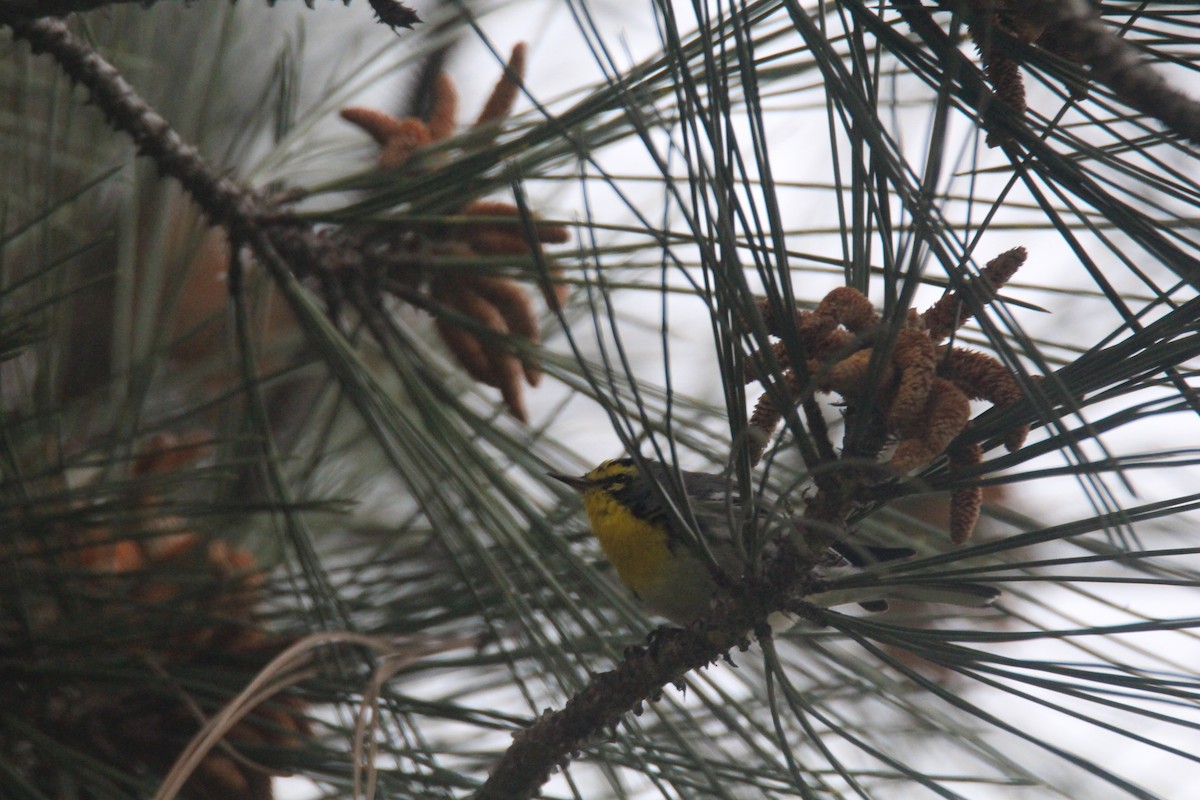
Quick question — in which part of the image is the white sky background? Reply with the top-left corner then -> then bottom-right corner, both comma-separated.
224,0 -> 1200,796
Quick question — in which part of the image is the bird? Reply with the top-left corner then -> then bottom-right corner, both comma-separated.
550,457 -> 998,627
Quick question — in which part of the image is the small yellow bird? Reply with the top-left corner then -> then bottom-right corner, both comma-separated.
551,457 -> 998,626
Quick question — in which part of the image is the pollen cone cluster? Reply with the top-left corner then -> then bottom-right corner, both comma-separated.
746,247 -> 1031,542
963,1 -> 1088,146
4,433 -> 309,800
340,43 -> 569,422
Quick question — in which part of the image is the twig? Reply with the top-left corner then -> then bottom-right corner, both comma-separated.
2,16 -> 268,234
0,0 -> 419,31
0,0 -> 152,15
475,565 -> 828,800
0,15 -> 372,301
474,628 -> 723,800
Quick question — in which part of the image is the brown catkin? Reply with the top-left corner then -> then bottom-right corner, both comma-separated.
813,286 -> 880,333
940,347 -> 1021,405
340,108 -> 434,169
889,379 -> 971,473
950,485 -> 984,544
433,283 -> 529,421
887,330 -> 937,433
469,275 -> 542,386
435,316 -> 498,386
743,340 -> 790,385
461,201 -> 570,253
339,106 -> 407,145
921,247 -> 1027,342
921,379 -> 973,458
939,347 -> 1030,451
426,72 -> 459,142
980,247 -> 1027,294
949,441 -> 985,543
812,349 -> 892,397
747,391 -> 784,466
967,8 -> 1028,147
475,43 -> 527,127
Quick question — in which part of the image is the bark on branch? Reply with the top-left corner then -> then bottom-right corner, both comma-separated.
476,567 -> 826,799
0,0 -> 419,31
989,0 -> 1200,145
0,0 -> 157,15
0,13 -> 361,303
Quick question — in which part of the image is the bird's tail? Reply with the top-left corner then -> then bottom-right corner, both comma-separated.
806,578 -> 1000,610
817,540 -> 1000,610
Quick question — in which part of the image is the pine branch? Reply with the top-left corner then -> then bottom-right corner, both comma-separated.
1,16 -> 267,234
0,0 -> 155,14
475,629 -> 730,799
969,0 -> 1200,145
880,0 -> 1200,290
0,0 -> 419,31
477,563 -> 828,800
0,14 -> 372,319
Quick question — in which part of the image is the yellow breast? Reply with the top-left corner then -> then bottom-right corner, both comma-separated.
580,486 -> 722,625
581,487 -> 672,597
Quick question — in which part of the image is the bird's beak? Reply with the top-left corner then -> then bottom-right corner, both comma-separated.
548,471 -> 588,491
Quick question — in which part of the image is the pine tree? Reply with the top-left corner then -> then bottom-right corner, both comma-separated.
2,2 -> 1199,798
